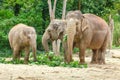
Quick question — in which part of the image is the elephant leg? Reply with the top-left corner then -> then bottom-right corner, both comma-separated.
17,50 -> 22,60
63,41 -> 73,63
32,47 -> 37,62
91,49 -> 98,64
52,40 -> 57,55
52,39 -> 61,56
56,39 -> 61,55
24,47 -> 30,64
98,34 -> 108,64
63,42 -> 68,62
79,48 -> 86,64
13,46 -> 20,61
98,49 -> 105,64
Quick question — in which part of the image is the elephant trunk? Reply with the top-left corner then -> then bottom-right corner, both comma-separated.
31,43 -> 37,61
65,19 -> 77,63
30,36 -> 37,61
42,31 -> 50,52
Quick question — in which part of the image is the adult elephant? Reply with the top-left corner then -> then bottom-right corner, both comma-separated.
42,19 -> 66,55
64,10 -> 110,64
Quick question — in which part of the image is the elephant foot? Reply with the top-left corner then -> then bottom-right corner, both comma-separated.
90,59 -> 98,64
64,58 -> 74,64
55,53 -> 60,56
97,60 -> 105,64
24,60 -> 29,64
79,61 -> 86,65
33,58 -> 37,62
90,61 -> 98,64
24,61 -> 28,64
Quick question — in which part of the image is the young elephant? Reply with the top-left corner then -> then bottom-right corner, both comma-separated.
64,10 -> 110,64
42,19 -> 66,55
8,23 -> 37,64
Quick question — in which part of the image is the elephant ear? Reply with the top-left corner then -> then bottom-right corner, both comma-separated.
43,29 -> 50,40
75,20 -> 80,32
19,30 -> 27,41
81,16 -> 89,32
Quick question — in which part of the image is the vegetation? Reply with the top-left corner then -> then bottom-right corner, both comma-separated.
0,0 -> 120,67
0,51 -> 88,68
0,0 -> 120,51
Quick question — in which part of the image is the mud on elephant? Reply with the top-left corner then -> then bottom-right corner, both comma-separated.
64,10 -> 110,64
42,19 -> 66,55
8,23 -> 37,64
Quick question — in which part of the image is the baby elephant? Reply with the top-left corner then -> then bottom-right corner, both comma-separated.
8,23 -> 37,64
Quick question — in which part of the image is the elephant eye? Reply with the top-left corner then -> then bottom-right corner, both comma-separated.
53,24 -> 58,29
48,29 -> 51,33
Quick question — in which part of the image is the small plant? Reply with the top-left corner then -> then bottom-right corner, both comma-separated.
0,57 -> 5,63
60,61 -> 88,68
63,34 -> 68,42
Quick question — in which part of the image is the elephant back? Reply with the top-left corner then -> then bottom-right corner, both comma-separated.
83,14 -> 109,31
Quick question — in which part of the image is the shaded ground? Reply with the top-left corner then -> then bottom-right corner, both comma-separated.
0,49 -> 120,80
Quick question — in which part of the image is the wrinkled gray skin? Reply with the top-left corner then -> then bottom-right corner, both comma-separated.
8,23 -> 37,64
64,10 -> 110,64
42,19 -> 66,54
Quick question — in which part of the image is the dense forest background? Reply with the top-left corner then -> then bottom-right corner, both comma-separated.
0,0 -> 120,53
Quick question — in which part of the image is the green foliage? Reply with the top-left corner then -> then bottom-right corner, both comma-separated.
63,34 -> 68,42
113,14 -> 120,47
0,0 -> 45,51
36,52 -> 63,67
0,0 -> 120,52
0,9 -> 14,20
73,48 -> 79,53
69,61 -> 88,68
0,57 -> 5,63
0,51 -> 88,68
81,0 -> 114,16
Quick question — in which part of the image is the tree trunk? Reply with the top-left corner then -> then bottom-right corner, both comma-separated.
53,0 -> 57,19
78,0 -> 81,10
48,0 -> 54,21
108,15 -> 114,49
62,0 -> 67,19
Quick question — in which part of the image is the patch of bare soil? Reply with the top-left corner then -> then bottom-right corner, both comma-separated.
0,49 -> 120,80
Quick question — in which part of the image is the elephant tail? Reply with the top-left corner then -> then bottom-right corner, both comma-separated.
101,28 -> 110,51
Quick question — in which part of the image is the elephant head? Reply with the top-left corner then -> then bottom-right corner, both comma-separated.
64,11 -> 89,63
23,27 -> 37,57
42,19 -> 67,52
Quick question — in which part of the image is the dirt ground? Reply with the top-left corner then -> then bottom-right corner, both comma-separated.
0,49 -> 120,80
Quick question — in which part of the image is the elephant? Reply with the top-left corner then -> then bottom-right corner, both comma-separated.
42,19 -> 67,55
8,23 -> 37,64
64,10 -> 110,64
